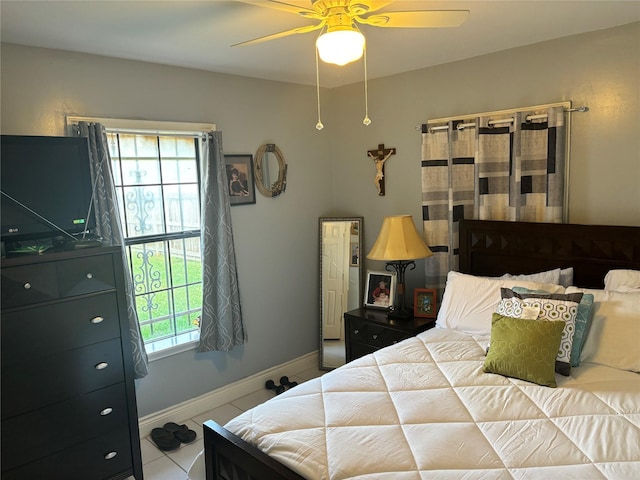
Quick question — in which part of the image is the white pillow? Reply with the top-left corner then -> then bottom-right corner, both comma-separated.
498,267 -> 573,287
559,267 -> 574,288
567,286 -> 640,372
500,268 -> 562,285
604,269 -> 640,292
436,271 -> 565,335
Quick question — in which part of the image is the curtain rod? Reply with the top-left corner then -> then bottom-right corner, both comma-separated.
416,105 -> 588,132
103,128 -> 208,139
66,115 -> 216,137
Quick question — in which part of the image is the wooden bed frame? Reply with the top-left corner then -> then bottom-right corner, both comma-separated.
203,219 -> 640,480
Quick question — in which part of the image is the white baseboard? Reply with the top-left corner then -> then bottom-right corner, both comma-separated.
138,351 -> 319,438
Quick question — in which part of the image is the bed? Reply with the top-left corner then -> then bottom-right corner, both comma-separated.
199,219 -> 640,480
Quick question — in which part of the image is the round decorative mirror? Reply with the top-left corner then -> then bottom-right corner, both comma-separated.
254,143 -> 287,197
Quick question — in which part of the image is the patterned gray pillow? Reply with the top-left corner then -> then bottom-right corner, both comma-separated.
496,288 -> 583,376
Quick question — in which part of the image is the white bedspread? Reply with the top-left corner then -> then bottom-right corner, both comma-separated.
224,328 -> 640,479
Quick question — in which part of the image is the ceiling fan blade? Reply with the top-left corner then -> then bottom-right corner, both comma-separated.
231,22 -> 324,47
237,0 -> 324,20
359,10 -> 469,28
347,1 -> 394,16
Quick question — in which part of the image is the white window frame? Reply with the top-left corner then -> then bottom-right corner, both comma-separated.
66,117 -> 215,361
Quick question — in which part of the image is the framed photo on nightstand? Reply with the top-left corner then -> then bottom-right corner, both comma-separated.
364,270 -> 396,309
414,288 -> 437,318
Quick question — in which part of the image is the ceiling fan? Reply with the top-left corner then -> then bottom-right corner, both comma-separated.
235,1 -> 469,129
234,1 -> 470,64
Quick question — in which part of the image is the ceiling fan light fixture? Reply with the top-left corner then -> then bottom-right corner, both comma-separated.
316,27 -> 365,66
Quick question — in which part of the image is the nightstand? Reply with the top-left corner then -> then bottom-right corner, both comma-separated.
344,307 -> 435,362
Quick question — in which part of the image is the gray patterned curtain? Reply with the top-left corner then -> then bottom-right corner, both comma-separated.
198,131 -> 246,352
421,106 -> 566,297
75,122 -> 149,378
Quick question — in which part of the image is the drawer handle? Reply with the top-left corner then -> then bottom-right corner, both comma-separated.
86,273 -> 93,279
95,362 -> 109,370
104,451 -> 118,460
100,407 -> 113,416
91,316 -> 105,324
23,282 -> 31,290
354,329 -> 360,335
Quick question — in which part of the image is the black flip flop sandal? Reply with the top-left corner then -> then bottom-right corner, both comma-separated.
150,427 -> 181,451
163,422 -> 197,444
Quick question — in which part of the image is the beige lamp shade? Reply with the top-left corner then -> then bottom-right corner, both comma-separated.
367,215 -> 433,261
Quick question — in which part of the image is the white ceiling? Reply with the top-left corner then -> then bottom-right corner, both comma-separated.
2,1 -> 639,88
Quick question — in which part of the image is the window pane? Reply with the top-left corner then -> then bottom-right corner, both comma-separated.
164,184 -> 200,232
172,286 -> 188,317
160,138 -> 198,182
187,283 -> 203,315
138,289 -> 174,341
120,157 -> 161,186
130,242 -> 169,295
122,185 -> 165,237
175,312 -> 198,335
117,134 -> 139,159
169,238 -> 202,283
161,157 -> 199,184
109,131 -> 202,349
169,241 -> 188,287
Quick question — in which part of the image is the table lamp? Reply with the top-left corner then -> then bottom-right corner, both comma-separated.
367,215 -> 433,319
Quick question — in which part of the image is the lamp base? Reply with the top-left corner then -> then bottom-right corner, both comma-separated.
387,306 -> 414,320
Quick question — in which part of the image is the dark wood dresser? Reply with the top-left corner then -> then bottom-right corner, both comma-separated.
345,307 -> 435,362
1,246 -> 143,480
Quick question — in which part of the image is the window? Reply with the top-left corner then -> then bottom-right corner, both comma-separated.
107,132 -> 203,355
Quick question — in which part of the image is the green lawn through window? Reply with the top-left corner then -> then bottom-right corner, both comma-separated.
129,246 -> 202,343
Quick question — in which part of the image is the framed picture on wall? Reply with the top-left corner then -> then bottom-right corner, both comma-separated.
364,270 -> 396,310
225,154 -> 256,206
413,288 -> 437,318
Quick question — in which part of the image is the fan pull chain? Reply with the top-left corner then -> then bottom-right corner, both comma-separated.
363,45 -> 371,126
315,48 -> 324,131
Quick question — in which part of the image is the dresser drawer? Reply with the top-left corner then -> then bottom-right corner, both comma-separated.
1,262 -> 59,308
56,254 -> 116,298
1,428 -> 133,480
1,292 -> 121,366
1,254 -> 116,309
2,383 -> 130,471
347,318 -> 370,343
1,337 -> 125,419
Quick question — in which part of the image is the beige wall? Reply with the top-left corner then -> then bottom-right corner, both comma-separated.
0,44 -> 334,416
330,22 -> 640,291
1,22 -> 638,416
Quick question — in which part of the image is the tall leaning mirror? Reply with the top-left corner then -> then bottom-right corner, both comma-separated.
319,217 -> 364,370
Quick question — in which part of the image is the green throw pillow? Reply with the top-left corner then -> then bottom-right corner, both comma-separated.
496,288 -> 583,376
483,313 -> 565,387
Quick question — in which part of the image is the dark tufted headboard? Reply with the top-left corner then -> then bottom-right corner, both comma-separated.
459,220 -> 640,289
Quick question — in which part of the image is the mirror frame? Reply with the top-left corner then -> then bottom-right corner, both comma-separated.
318,216 -> 364,370
254,143 -> 288,197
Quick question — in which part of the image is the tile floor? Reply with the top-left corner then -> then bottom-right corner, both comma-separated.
133,365 -> 326,480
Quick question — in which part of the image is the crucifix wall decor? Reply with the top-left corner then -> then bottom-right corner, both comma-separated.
367,143 -> 396,196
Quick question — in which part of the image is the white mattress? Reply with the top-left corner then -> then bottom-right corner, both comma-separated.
224,328 -> 640,479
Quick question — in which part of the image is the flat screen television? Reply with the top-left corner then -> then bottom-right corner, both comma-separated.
1,135 -> 96,249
